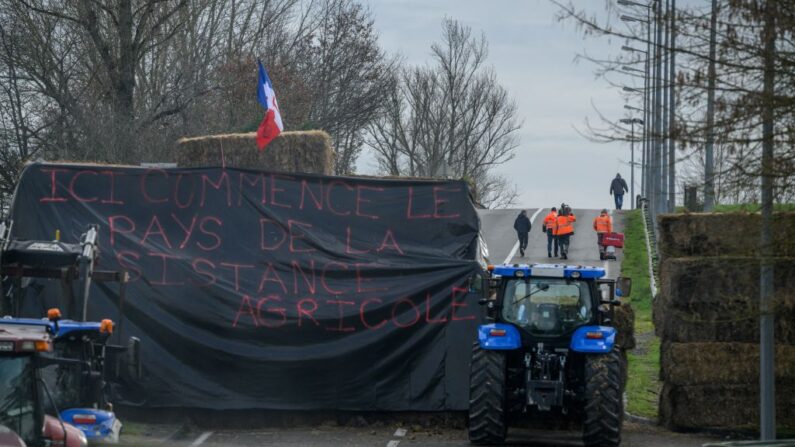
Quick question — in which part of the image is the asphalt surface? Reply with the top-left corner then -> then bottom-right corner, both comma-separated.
120,421 -> 725,446
477,208 -> 625,279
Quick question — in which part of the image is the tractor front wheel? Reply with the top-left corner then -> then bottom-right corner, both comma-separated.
582,349 -> 623,447
468,341 -> 507,445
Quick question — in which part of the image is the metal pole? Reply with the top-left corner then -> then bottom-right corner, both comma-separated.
660,0 -> 669,214
759,0 -> 777,439
704,0 -> 718,211
631,121 -> 635,208
653,0 -> 663,220
668,0 -> 676,212
645,3 -> 653,201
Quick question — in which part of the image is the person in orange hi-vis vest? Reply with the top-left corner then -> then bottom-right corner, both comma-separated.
553,205 -> 577,260
542,207 -> 559,258
593,209 -> 613,244
594,209 -> 614,260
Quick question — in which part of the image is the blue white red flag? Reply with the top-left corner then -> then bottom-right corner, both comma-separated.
256,61 -> 284,151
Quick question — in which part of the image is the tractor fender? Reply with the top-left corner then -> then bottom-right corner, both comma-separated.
570,326 -> 616,353
477,323 -> 521,350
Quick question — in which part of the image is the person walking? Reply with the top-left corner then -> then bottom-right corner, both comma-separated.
513,210 -> 531,257
610,174 -> 629,210
542,207 -> 559,258
593,209 -> 613,260
553,206 -> 576,260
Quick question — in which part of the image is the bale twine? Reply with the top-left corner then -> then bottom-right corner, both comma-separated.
176,131 -> 334,174
657,212 -> 795,258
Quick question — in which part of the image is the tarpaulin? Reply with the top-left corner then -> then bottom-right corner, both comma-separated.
8,163 -> 483,410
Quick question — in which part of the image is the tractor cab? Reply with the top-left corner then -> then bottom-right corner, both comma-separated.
0,319 -> 87,446
469,263 -> 631,446
0,311 -> 140,446
479,264 -> 629,348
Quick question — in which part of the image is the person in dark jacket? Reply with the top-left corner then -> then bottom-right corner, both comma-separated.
609,173 -> 629,210
513,210 -> 531,257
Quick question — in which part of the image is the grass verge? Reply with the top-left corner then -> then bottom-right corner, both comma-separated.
620,210 -> 660,419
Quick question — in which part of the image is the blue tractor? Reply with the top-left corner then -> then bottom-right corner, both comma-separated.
0,311 -> 141,446
468,263 -> 631,446
0,222 -> 141,445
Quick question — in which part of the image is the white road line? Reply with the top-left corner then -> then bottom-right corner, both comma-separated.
503,208 -> 543,264
393,428 -> 407,437
190,431 -> 213,446
386,441 -> 401,447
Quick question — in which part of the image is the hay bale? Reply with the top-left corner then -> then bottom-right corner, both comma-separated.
659,257 -> 795,307
660,342 -> 795,386
658,212 -> 795,258
654,257 -> 795,344
659,382 -> 795,431
654,307 -> 795,344
176,131 -> 334,174
613,303 -> 636,350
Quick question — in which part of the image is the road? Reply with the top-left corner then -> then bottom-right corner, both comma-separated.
478,208 -> 624,279
120,420 -> 724,446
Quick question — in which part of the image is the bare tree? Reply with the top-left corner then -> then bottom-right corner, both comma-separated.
552,0 -> 795,206
290,0 -> 396,175
367,19 -> 521,208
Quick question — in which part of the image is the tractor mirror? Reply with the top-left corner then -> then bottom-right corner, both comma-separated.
468,272 -> 486,296
126,337 -> 142,381
616,277 -> 632,298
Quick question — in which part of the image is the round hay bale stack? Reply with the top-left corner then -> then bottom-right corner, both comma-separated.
176,131 -> 334,174
659,382 -> 795,431
660,342 -> 795,386
657,212 -> 795,258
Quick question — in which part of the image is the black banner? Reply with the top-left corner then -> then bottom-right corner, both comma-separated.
9,163 -> 482,410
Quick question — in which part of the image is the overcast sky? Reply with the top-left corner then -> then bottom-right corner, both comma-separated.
357,0 -> 638,210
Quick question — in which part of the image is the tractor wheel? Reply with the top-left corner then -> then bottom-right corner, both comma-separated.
582,349 -> 623,447
468,341 -> 507,445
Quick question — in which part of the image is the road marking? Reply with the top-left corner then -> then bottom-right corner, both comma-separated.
503,208 -> 543,264
190,431 -> 213,446
386,441 -> 401,447
393,428 -> 407,437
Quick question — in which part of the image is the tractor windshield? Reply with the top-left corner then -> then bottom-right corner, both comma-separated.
0,355 -> 38,443
501,278 -> 593,336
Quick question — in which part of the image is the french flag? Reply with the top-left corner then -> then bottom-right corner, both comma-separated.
256,61 -> 284,151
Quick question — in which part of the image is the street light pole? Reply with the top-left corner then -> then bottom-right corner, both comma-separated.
621,118 -> 644,209
704,0 -> 718,211
668,0 -> 676,212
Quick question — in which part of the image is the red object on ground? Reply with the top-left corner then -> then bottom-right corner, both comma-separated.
601,232 -> 625,248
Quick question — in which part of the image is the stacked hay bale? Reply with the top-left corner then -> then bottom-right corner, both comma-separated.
176,131 -> 334,174
654,212 -> 795,431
